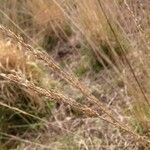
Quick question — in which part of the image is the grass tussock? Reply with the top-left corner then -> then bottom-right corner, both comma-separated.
0,33 -> 55,148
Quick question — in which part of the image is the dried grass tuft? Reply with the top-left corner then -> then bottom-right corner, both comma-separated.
0,32 -> 53,148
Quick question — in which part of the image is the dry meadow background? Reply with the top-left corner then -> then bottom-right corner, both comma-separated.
0,0 -> 150,149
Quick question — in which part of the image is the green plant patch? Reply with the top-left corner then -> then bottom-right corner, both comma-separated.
75,65 -> 89,77
92,60 -> 103,73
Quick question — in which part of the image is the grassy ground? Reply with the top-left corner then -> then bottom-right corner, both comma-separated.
0,0 -> 150,149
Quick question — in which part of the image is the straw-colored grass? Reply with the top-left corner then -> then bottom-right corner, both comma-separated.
0,32 -> 56,148
0,0 -> 150,149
